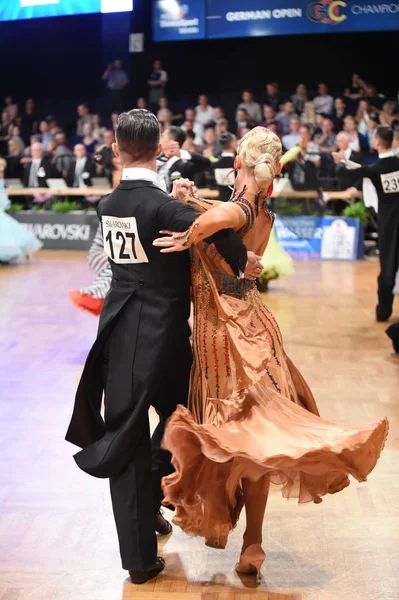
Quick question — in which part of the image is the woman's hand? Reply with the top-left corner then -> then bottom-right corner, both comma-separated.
153,230 -> 187,253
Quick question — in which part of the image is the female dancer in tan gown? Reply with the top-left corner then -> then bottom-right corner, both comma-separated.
153,127 -> 388,579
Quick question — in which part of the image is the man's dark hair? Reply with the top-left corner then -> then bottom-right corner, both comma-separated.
116,109 -> 160,162
375,125 -> 394,149
238,108 -> 250,116
165,126 -> 186,148
219,132 -> 235,150
369,113 -> 380,124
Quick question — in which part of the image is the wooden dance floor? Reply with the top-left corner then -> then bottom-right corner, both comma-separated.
0,252 -> 398,600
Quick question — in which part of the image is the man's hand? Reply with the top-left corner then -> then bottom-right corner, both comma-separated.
166,141 -> 181,159
170,178 -> 196,202
332,151 -> 345,164
244,251 -> 263,281
347,186 -> 359,199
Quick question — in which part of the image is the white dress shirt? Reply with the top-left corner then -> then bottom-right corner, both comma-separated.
121,167 -> 166,192
195,105 -> 215,126
29,158 -> 42,187
74,158 -> 87,187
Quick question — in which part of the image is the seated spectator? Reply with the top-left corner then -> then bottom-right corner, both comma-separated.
79,123 -> 97,156
10,125 -> 25,152
76,103 -> 93,138
201,127 -> 222,159
54,132 -> 73,177
3,96 -> 18,122
23,98 -> 38,140
236,108 -> 255,134
335,131 -> 363,165
213,106 -> 226,124
299,124 -> 321,168
380,101 -> 398,128
236,90 -> 262,124
136,97 -> 148,110
94,129 -> 115,185
260,105 -> 282,136
291,83 -> 308,114
46,139 -> 58,167
343,115 -> 368,153
363,83 -> 385,110
182,130 -> 196,153
159,110 -> 173,129
365,113 -> 379,151
209,132 -> 237,202
332,97 -> 348,132
313,117 -> 337,153
47,116 -> 61,137
282,117 -> 301,150
237,126 -> 252,140
66,144 -> 95,188
6,138 -> 24,179
22,134 -> 41,160
39,120 -> 54,150
22,142 -> 54,188
92,114 -> 106,143
158,97 -> 171,124
301,100 -> 317,132
313,83 -> 334,115
0,111 -> 12,155
195,94 -> 215,127
215,118 -> 229,137
355,100 -> 372,136
263,83 -> 280,111
148,59 -> 168,108
181,108 -> 203,147
276,101 -> 295,135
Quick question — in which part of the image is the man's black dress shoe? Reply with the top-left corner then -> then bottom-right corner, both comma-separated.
129,557 -> 165,584
386,323 -> 399,353
155,509 -> 172,535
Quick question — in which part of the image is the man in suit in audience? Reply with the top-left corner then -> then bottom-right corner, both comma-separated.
66,144 -> 95,188
209,132 -> 237,201
23,142 -> 54,188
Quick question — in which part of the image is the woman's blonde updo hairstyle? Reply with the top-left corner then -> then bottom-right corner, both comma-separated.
238,126 -> 282,192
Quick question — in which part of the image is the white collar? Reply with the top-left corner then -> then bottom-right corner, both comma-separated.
122,167 -> 159,185
379,151 -> 394,159
221,152 -> 235,157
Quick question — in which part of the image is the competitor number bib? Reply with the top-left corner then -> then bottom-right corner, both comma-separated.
380,170 -> 399,194
102,216 -> 149,264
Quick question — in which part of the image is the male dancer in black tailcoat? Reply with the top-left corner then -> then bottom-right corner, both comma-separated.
65,110 -> 261,583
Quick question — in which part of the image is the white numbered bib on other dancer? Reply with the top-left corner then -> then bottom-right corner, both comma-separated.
380,171 -> 399,194
102,216 -> 149,264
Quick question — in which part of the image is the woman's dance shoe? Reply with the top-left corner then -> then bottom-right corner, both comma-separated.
235,544 -> 266,582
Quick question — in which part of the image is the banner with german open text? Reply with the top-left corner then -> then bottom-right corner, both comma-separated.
153,0 -> 399,42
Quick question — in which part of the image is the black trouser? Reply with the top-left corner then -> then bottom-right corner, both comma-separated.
101,335 -> 191,571
377,216 -> 399,320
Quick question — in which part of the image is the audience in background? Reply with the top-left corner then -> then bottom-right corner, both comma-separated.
102,58 -> 129,112
2,71 -> 398,197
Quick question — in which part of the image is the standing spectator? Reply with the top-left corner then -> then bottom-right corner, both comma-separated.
260,105 -> 282,135
343,115 -> 369,153
313,117 -> 337,153
39,120 -> 54,150
92,114 -> 106,143
332,97 -> 348,132
147,59 -> 168,108
344,73 -> 365,102
76,104 -> 93,138
263,83 -> 280,111
313,83 -> 334,115
201,127 -> 222,159
47,116 -> 61,137
195,94 -> 215,127
282,117 -> 301,150
210,132 -> 237,201
301,101 -> 317,132
3,96 -> 18,122
79,123 -> 96,156
22,98 -> 38,141
236,90 -> 262,124
102,59 -> 129,112
276,101 -> 295,135
291,83 -> 308,114
22,142 -> 53,189
66,144 -> 95,188
181,108 -> 203,147
54,132 -> 73,177
380,101 -> 398,128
